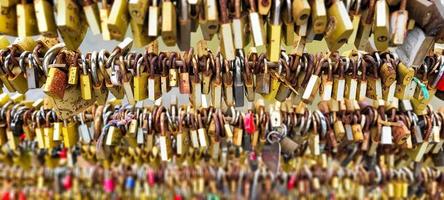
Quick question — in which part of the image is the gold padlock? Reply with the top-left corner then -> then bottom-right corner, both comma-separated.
17,1 -> 39,37
292,0 -> 310,25
133,56 -> 148,101
373,0 -> 390,51
83,0 -> 101,35
128,0 -> 148,25
161,0 -> 177,46
130,19 -> 150,48
325,1 -> 353,51
34,0 -> 57,37
107,0 -> 129,41
310,0 -> 326,34
267,0 -> 282,62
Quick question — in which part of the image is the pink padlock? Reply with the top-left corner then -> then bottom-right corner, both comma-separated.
103,178 -> 115,193
147,169 -> 155,187
244,112 -> 256,134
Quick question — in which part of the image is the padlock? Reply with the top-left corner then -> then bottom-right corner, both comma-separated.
147,57 -> 161,101
390,0 -> 408,45
100,0 -> 112,40
255,58 -> 271,95
320,60 -> 333,101
130,19 -> 150,48
17,0 -> 39,37
160,57 -> 171,94
365,56 -> 382,100
292,0 -> 310,25
200,0 -> 219,40
179,58 -> 191,94
202,56 -> 213,95
395,61 -> 415,99
222,59 -> 234,106
233,56 -> 244,107
107,0 -> 129,41
355,0 -> 375,50
244,57 -> 255,102
267,0 -> 282,62
128,0 -> 148,25
56,0 -> 88,50
282,0 -> 295,46
159,113 -> 172,161
219,3 -> 235,60
177,0 -> 191,50
0,3 -> 17,36
248,0 -> 265,46
232,0 -> 247,49
147,0 -> 159,38
310,0 -> 327,34
168,54 -> 178,87
190,56 -> 201,107
373,0 -> 389,51
211,56 -> 223,108
325,0 -> 353,51
79,56 -> 93,100
344,59 -> 358,100
5,54 -> 28,94
332,61 -> 346,101
161,0 -> 177,46
395,27 -> 435,67
34,0 -> 57,37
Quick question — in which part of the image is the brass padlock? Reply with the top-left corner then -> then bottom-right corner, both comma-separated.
5,54 -> 28,94
267,0 -> 282,62
292,0 -> 310,25
232,0 -> 248,49
160,58 -> 171,94
211,56 -> 223,108
177,0 -> 191,50
0,3 -> 17,36
90,51 -> 108,105
100,1 -> 112,40
79,56 -> 93,100
345,59 -> 358,100
130,19 -> 150,48
373,0 -> 389,51
190,56 -> 201,107
161,0 -> 177,46
365,56 -> 382,100
200,0 -> 219,40
222,59 -> 234,106
248,0 -> 265,46
244,56 -> 255,102
57,0 -> 88,50
179,57 -> 191,94
310,0 -> 326,34
282,0 -> 295,46
218,0 -> 235,60
147,0 -> 159,38
128,0 -> 148,25
275,60 -> 293,102
17,0 -> 39,37
107,0 -> 129,41
82,0 -> 101,35
395,61 -> 415,99
325,1 -> 353,51
34,0 -> 57,37
168,53 -> 178,87
332,60 -> 346,101
202,56 -> 213,95
355,0 -> 375,50
133,56 -> 148,101
159,113 -> 172,161
303,56 -> 324,103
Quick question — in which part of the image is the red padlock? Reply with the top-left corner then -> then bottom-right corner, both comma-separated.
244,112 -> 256,134
62,175 -> 72,190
